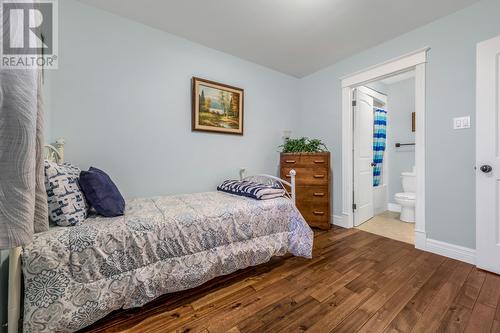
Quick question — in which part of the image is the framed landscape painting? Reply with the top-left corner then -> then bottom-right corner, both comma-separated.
192,77 -> 244,135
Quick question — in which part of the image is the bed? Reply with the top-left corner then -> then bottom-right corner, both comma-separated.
11,141 -> 314,332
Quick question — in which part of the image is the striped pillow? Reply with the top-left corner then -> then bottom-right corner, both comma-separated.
217,180 -> 285,200
44,160 -> 88,226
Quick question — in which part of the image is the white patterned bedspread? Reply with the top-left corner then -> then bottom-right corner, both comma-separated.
21,192 -> 313,332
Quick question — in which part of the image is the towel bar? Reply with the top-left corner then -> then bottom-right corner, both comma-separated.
395,143 -> 415,148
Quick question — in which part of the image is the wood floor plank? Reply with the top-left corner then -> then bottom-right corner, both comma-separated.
410,261 -> 473,332
477,273 -> 500,308
235,296 -> 311,332
343,248 -> 412,294
180,278 -> 299,332
456,269 -> 487,309
383,258 -> 459,333
332,251 -> 435,333
309,268 -> 363,303
244,296 -> 321,333
190,278 -> 256,310
81,228 -> 500,333
306,287 -> 375,333
357,253 -> 444,333
497,295 -> 500,322
276,288 -> 355,332
464,303 -> 496,333
492,320 -> 500,333
436,267 -> 487,333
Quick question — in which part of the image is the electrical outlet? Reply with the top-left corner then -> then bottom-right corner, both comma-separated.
453,116 -> 471,130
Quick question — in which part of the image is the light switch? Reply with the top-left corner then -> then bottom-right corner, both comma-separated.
453,116 -> 471,130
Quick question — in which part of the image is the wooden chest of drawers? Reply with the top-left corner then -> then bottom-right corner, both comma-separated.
280,152 -> 331,230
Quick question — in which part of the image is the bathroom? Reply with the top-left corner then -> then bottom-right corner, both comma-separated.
353,70 -> 416,244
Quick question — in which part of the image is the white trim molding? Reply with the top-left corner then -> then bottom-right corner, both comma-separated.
333,214 -> 350,229
341,47 -> 430,87
419,236 -> 476,265
414,63 -> 426,250
340,48 -> 429,250
414,229 -> 427,250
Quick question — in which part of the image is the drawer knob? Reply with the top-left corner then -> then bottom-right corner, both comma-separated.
314,160 -> 325,164
313,175 -> 325,179
313,211 -> 325,215
313,193 -> 325,197
285,160 -> 296,164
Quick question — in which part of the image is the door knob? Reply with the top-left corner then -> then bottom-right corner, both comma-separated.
480,165 -> 493,173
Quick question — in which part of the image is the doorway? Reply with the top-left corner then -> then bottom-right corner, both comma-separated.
352,74 -> 416,245
339,48 -> 428,249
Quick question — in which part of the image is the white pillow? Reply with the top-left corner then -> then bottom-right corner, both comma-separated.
44,160 -> 88,226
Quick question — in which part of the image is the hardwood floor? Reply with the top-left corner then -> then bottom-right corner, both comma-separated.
82,228 -> 500,333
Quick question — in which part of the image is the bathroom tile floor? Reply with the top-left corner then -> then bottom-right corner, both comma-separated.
355,210 -> 415,244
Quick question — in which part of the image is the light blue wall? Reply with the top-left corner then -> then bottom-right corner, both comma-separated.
386,78 -> 416,202
298,0 -> 500,249
45,0 -> 300,199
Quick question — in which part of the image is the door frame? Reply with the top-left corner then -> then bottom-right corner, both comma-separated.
339,47 -> 429,250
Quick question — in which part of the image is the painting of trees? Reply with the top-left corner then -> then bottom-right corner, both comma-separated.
193,77 -> 244,135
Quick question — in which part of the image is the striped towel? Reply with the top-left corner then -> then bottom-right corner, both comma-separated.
373,108 -> 387,187
217,180 -> 285,200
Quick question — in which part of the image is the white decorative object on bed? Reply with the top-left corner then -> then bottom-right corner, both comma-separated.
11,140 -> 312,332
239,167 -> 297,204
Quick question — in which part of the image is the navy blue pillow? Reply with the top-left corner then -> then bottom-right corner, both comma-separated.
79,167 -> 125,217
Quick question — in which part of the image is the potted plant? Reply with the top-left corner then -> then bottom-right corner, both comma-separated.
279,137 -> 328,153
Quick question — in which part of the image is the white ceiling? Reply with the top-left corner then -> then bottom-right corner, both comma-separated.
78,0 -> 479,77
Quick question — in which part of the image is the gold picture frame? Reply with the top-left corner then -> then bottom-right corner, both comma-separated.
192,77 -> 244,135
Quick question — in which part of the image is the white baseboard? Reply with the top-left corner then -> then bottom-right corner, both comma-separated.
415,231 -> 476,265
374,206 -> 387,215
333,217 -> 476,265
333,214 -> 350,228
425,238 -> 476,265
388,203 -> 401,213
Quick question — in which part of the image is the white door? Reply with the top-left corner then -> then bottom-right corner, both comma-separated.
476,35 -> 500,274
354,89 -> 375,226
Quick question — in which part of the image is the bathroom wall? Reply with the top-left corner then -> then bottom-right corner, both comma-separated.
386,78 -> 416,204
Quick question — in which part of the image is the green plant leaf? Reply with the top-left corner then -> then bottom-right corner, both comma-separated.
279,137 -> 328,153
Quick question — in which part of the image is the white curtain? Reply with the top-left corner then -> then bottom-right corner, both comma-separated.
0,68 -> 48,249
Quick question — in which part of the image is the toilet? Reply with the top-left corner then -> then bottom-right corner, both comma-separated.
394,168 -> 416,223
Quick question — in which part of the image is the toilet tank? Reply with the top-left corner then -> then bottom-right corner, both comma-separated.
401,171 -> 416,192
